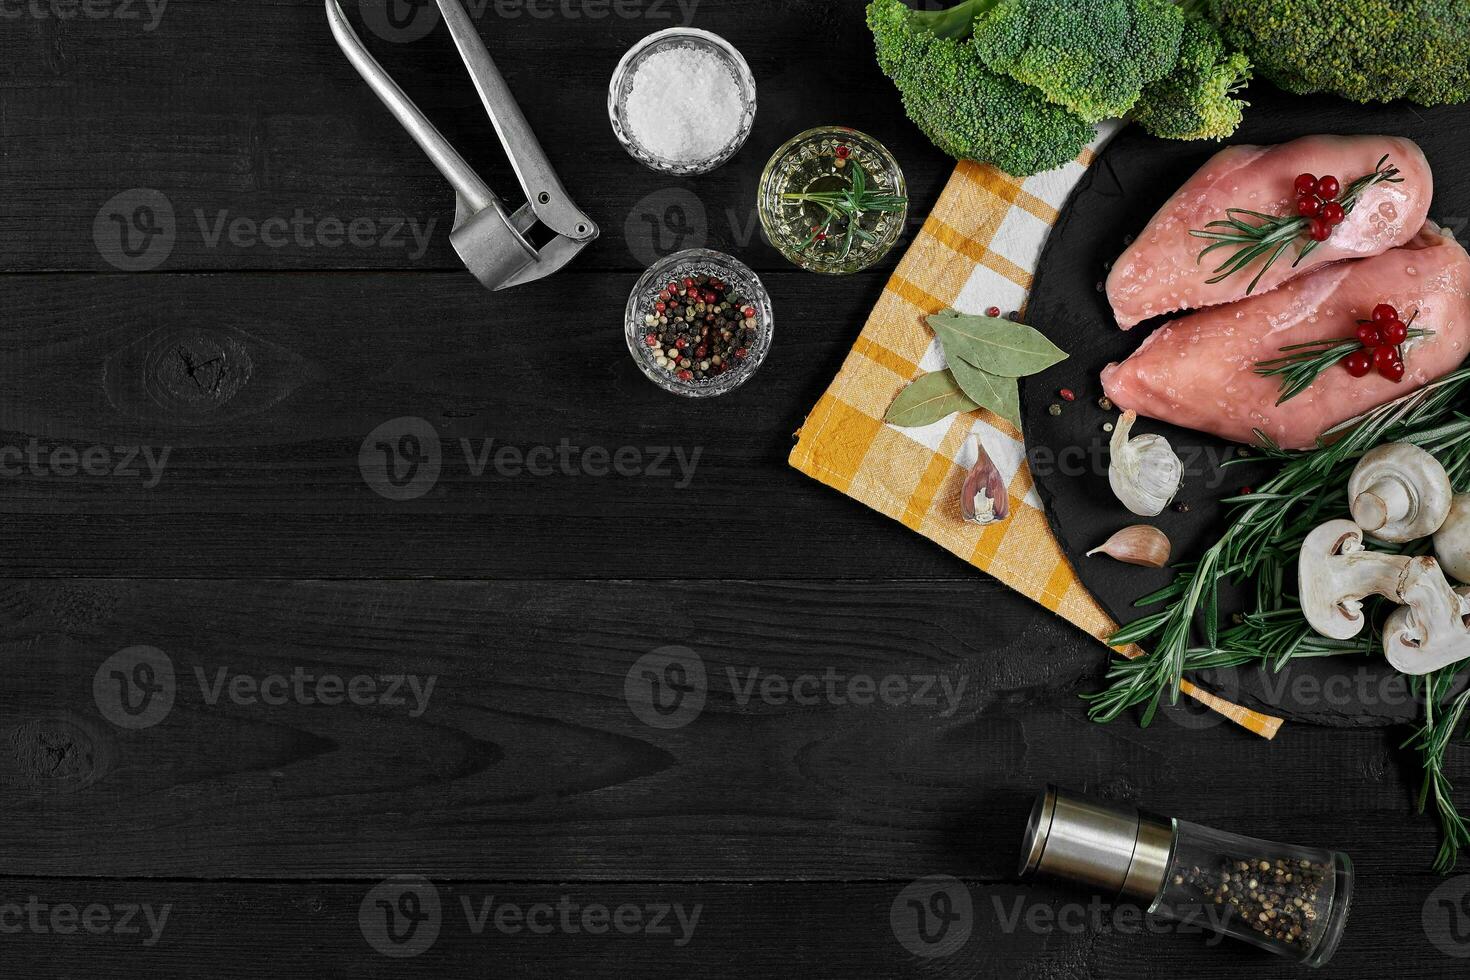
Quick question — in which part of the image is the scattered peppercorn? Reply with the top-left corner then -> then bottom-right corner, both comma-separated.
1059,388 -> 1076,402
1097,396 -> 1114,411
986,306 -> 1001,318
1103,422 -> 1115,433
1173,501 -> 1191,514
1048,403 -> 1062,416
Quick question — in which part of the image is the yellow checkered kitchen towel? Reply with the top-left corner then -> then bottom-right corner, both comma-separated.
788,129 -> 1283,738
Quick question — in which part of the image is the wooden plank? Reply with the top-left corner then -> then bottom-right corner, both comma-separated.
0,578 -> 1448,882
0,271 -> 980,578
0,0 -> 951,273
0,875 -> 1428,978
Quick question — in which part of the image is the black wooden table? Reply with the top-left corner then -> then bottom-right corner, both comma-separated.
2,1 -> 1465,975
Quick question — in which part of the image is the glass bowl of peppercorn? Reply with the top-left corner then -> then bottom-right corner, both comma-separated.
624,249 -> 774,398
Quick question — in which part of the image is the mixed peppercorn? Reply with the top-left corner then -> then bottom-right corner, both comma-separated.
1173,856 -> 1331,953
641,274 -> 759,384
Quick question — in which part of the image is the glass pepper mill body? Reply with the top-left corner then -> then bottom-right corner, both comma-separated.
1020,785 -> 1352,967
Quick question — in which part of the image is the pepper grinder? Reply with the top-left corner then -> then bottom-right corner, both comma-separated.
1019,785 -> 1353,967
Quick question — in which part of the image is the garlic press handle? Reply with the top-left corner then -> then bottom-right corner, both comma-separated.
325,0 -> 497,217
435,0 -> 597,242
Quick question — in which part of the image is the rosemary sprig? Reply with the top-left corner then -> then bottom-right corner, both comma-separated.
1255,311 -> 1431,405
1190,155 -> 1403,295
783,161 -> 908,261
1408,675 -> 1470,873
1085,367 -> 1470,724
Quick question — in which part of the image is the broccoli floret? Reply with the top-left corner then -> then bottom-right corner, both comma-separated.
1133,17 -> 1251,141
970,0 -> 1186,123
1209,0 -> 1470,106
867,0 -> 1095,176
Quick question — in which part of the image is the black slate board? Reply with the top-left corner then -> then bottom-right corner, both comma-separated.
1021,84 -> 1470,727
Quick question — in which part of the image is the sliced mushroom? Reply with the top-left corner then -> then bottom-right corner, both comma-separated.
1299,520 -> 1414,639
1434,493 -> 1470,585
1348,443 -> 1453,543
1382,558 -> 1470,675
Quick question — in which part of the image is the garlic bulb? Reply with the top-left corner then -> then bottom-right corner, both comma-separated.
1087,525 -> 1172,568
1108,410 -> 1183,517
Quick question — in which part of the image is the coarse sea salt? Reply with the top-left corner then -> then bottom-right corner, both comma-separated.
625,45 -> 743,164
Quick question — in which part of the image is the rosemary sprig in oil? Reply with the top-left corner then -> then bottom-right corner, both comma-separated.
783,161 -> 908,261
1190,155 -> 1403,295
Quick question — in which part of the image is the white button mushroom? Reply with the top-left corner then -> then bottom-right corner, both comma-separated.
1434,493 -> 1470,585
1347,443 -> 1454,543
1298,520 -> 1414,640
1383,559 -> 1470,675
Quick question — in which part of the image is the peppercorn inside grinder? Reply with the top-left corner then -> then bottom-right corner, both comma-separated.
1020,786 -> 1352,967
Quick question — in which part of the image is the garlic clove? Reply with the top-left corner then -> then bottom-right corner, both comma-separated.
1107,410 -> 1183,518
1086,525 -> 1172,568
960,438 -> 1009,526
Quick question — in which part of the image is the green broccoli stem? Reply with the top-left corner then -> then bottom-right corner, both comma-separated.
905,0 -> 1000,40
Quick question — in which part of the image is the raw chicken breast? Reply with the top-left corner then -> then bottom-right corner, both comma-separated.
1101,223 -> 1470,450
1108,135 -> 1433,329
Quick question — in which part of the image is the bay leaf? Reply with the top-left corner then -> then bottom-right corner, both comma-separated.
947,355 -> 1022,429
927,312 -> 1068,378
884,370 -> 979,428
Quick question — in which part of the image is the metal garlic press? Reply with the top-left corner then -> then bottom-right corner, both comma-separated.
326,0 -> 599,290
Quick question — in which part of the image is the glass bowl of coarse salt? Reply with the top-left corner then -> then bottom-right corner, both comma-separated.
608,28 -> 756,176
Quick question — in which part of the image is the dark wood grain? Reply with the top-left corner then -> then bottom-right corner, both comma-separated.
0,578 -> 1450,882
0,271 -> 975,579
5,0 -> 1468,976
0,875 -> 1433,979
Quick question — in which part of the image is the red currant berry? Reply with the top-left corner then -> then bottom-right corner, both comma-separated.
1309,218 -> 1333,242
1343,351 -> 1373,377
1297,196 -> 1323,217
1383,319 -> 1409,345
1321,201 -> 1346,225
1294,173 -> 1319,197
1357,322 -> 1385,348
1316,175 -> 1341,200
1373,345 -> 1399,369
1372,303 -> 1399,323
1379,358 -> 1406,383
